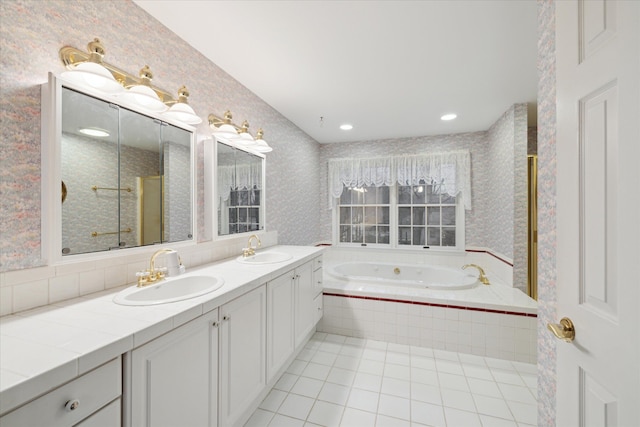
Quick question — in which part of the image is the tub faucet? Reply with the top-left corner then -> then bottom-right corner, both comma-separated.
243,234 -> 261,257
137,248 -> 182,287
462,264 -> 490,285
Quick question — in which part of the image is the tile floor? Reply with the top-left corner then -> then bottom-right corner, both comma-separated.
245,332 -> 537,427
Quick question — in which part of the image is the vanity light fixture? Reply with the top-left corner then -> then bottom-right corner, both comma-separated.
253,129 -> 273,153
340,124 -> 353,131
209,111 -> 239,139
78,127 -> 110,137
237,120 -> 257,146
441,113 -> 457,121
120,66 -> 168,113
60,39 -> 124,94
163,85 -> 202,125
208,111 -> 273,153
60,38 -> 201,124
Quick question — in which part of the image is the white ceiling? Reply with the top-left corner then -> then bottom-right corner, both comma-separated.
134,0 -> 538,144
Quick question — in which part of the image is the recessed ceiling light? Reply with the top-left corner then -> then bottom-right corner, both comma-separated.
78,127 -> 110,137
441,113 -> 457,121
340,124 -> 353,131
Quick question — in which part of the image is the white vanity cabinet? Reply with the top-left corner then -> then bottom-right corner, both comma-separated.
129,309 -> 219,427
0,358 -> 121,427
294,260 -> 316,348
266,271 -> 296,383
219,285 -> 267,427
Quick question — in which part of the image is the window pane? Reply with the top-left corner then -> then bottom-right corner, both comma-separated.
238,208 -> 247,222
351,225 -> 363,243
364,186 -> 377,204
413,227 -> 425,245
398,186 -> 412,204
229,208 -> 238,222
413,207 -> 425,225
427,207 -> 440,225
340,207 -> 351,224
378,207 -> 390,224
340,187 -> 351,205
248,208 -> 259,223
365,206 -> 377,224
249,223 -> 259,231
378,226 -> 390,244
238,224 -> 248,233
340,225 -> 351,242
427,227 -> 440,245
351,207 -> 363,224
250,190 -> 261,206
442,227 -> 456,246
352,188 -> 364,204
399,207 -> 411,225
230,191 -> 238,206
427,185 -> 440,203
399,227 -> 411,245
413,185 -> 426,204
442,206 -> 456,225
238,190 -> 249,206
441,193 -> 456,204
365,226 -> 377,243
377,186 -> 390,204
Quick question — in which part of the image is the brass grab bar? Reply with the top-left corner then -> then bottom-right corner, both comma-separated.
91,227 -> 132,237
91,186 -> 132,192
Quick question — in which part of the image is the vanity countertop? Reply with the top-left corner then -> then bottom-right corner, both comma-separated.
0,245 -> 324,416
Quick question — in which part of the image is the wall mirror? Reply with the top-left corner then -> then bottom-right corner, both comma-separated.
216,140 -> 265,236
43,74 -> 195,260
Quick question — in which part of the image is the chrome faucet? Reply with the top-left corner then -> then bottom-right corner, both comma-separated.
136,248 -> 179,287
242,234 -> 261,258
462,264 -> 490,285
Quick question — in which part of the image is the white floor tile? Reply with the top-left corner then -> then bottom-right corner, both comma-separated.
352,371 -> 383,392
473,394 -> 514,420
247,334 -> 538,427
318,382 -> 351,406
410,400 -> 446,426
292,376 -> 325,399
270,413 -> 306,427
381,377 -> 410,399
260,389 -> 288,412
441,388 -> 476,412
346,388 -> 379,413
278,394 -> 315,421
376,414 -> 411,427
307,401 -> 344,426
443,407 -> 482,427
378,394 -> 411,420
340,408 -> 376,427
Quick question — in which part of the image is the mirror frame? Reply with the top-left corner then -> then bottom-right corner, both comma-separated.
41,72 -> 197,265
204,137 -> 266,241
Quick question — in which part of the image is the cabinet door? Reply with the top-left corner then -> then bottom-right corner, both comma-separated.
295,261 -> 315,347
219,286 -> 266,427
267,271 -> 295,383
131,309 -> 219,427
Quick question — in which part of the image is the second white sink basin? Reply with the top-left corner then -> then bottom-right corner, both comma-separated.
113,275 -> 224,306
236,251 -> 293,265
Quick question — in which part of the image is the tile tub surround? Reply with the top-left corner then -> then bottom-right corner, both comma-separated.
319,247 -> 537,363
0,245 -> 323,415
0,231 -> 278,317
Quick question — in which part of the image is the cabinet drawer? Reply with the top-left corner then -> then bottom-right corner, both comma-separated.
314,294 -> 323,323
0,357 -> 121,427
313,257 -> 323,271
312,267 -> 323,297
74,398 -> 120,427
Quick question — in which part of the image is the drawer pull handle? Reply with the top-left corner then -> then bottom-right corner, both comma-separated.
223,315 -> 230,321
65,399 -> 80,412
212,321 -> 219,327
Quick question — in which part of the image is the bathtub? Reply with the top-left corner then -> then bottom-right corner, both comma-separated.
326,261 -> 478,290
319,255 -> 538,363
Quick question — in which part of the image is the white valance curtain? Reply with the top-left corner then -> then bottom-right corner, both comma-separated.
218,162 -> 262,203
328,150 -> 471,210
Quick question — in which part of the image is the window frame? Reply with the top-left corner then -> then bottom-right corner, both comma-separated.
333,183 -> 465,252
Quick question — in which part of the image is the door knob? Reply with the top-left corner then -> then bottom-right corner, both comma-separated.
547,317 -> 575,342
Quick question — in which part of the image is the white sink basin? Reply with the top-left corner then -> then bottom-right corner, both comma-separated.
236,251 -> 293,265
113,275 -> 224,306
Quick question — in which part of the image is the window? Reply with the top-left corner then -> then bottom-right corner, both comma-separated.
338,185 -> 390,244
335,182 -> 463,250
228,187 -> 261,233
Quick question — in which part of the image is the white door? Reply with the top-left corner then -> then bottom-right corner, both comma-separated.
555,1 -> 639,426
